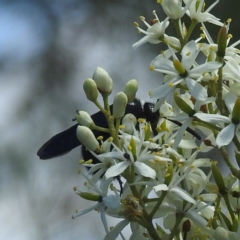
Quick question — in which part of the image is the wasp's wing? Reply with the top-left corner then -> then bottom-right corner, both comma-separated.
37,99 -> 145,160
37,109 -> 109,160
37,124 -> 80,159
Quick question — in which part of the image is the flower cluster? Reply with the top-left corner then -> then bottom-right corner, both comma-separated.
59,1 -> 240,239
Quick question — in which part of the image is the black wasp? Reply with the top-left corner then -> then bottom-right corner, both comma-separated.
37,98 -> 200,161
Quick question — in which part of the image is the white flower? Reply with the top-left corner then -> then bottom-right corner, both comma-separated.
223,56 -> 240,83
195,93 -> 240,147
101,145 -> 157,179
184,0 -> 223,26
201,22 -> 240,66
150,40 -> 221,109
132,11 -> 177,49
73,176 -> 120,234
95,121 -> 174,180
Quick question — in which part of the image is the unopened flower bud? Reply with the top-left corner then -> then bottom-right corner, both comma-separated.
83,78 -> 98,101
217,25 -> 227,58
124,79 -> 138,102
122,113 -> 137,134
231,97 -> 240,124
77,192 -> 101,201
182,219 -> 191,234
214,227 -> 229,240
173,59 -> 186,76
211,162 -> 227,195
75,111 -> 95,128
174,95 -> 195,116
76,126 -> 99,151
92,67 -> 113,95
130,138 -> 137,159
161,0 -> 183,19
113,92 -> 128,118
164,163 -> 173,185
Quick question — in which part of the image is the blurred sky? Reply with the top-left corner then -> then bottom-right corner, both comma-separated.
0,0 -> 240,239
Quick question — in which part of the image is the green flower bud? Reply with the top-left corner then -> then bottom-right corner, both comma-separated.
83,78 -> 98,102
211,162 -> 227,195
144,123 -> 152,141
174,95 -> 195,116
76,126 -> 99,151
173,59 -> 187,76
217,25 -> 227,58
122,113 -> 137,134
235,150 -> 240,168
231,97 -> 240,124
92,67 -> 113,96
164,163 -> 173,185
75,111 -> 95,128
130,138 -> 137,160
124,79 -> 138,102
77,192 -> 101,201
113,92 -> 128,118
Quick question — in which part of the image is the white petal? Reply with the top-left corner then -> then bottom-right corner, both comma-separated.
151,80 -> 176,99
179,139 -> 198,149
173,118 -> 192,149
216,124 -> 235,147
132,36 -> 150,49
73,203 -> 100,218
187,211 -> 214,236
190,61 -> 222,75
224,93 -> 237,113
134,162 -> 156,179
102,195 -> 120,209
103,219 -> 129,240
151,57 -> 175,72
194,113 -> 231,124
170,187 -> 196,204
99,152 -> 126,161
185,77 -> 208,101
185,211 -> 212,235
105,161 -> 130,179
153,184 -> 169,192
181,41 -> 198,70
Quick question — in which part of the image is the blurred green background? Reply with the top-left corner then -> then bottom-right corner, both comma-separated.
0,0 -> 239,239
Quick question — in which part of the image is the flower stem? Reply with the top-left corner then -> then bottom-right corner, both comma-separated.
149,191 -> 168,218
168,212 -> 184,240
219,146 -> 240,180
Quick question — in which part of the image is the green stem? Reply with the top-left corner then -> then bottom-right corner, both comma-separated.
222,194 -> 235,222
172,19 -> 184,46
95,96 -> 119,146
168,212 -> 184,240
124,167 -> 162,240
113,118 -> 121,147
212,195 -> 221,228
183,19 -> 198,45
92,126 -> 110,133
208,80 -> 217,98
139,212 -> 162,240
93,99 -> 106,113
233,135 -> 240,151
192,120 -> 221,132
149,191 -> 168,218
215,64 -> 224,115
219,146 -> 240,179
